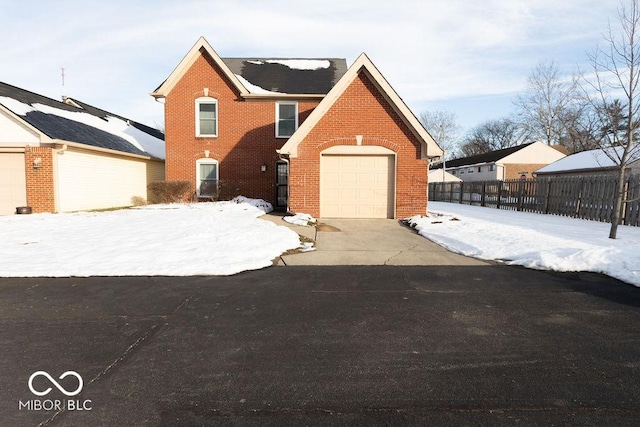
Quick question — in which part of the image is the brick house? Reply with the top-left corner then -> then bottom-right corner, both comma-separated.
152,37 -> 442,218
0,82 -> 165,215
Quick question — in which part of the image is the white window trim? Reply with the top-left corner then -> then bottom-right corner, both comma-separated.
196,158 -> 219,197
196,97 -> 218,137
275,101 -> 298,138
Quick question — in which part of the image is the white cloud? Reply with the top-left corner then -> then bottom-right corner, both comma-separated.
0,0 -> 624,130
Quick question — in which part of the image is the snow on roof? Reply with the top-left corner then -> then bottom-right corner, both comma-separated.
234,74 -> 282,95
0,91 -> 164,159
536,147 -> 639,174
245,59 -> 331,70
265,59 -> 331,70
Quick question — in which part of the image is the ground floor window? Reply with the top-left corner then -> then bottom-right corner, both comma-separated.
196,158 -> 218,197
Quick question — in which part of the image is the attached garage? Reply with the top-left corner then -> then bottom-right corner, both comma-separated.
0,152 -> 27,215
320,146 -> 395,218
56,147 -> 164,213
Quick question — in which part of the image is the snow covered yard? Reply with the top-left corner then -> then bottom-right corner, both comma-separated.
0,198 -> 301,277
409,202 -> 640,287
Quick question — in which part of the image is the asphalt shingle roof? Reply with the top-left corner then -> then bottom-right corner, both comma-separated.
444,143 -> 535,168
0,81 -> 164,158
222,58 -> 348,95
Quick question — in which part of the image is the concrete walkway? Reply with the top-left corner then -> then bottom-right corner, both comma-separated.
263,213 -> 488,266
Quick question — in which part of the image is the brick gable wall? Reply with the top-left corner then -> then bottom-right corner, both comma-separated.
24,146 -> 55,213
288,72 -> 428,218
164,51 -> 320,202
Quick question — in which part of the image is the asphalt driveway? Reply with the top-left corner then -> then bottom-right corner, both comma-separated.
1,265 -> 639,426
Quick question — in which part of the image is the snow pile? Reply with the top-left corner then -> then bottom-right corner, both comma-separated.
0,199 -> 299,277
408,202 -> 640,286
231,196 -> 273,213
283,213 -> 317,226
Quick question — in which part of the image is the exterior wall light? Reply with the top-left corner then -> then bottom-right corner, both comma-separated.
33,157 -> 42,169
261,164 -> 267,172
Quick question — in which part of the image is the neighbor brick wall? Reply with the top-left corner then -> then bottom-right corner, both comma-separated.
24,146 -> 55,213
164,50 -> 319,203
504,163 -> 548,180
288,72 -> 428,218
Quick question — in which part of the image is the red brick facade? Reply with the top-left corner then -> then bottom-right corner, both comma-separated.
163,48 -> 431,218
289,73 -> 428,218
24,146 -> 55,213
164,52 -> 319,201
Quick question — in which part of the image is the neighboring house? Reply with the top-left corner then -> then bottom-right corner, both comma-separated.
0,81 -> 165,215
441,142 -> 567,182
152,37 -> 442,218
535,146 -> 640,177
428,169 -> 461,183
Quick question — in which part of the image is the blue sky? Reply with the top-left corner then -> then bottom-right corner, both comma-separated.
0,0 -> 623,135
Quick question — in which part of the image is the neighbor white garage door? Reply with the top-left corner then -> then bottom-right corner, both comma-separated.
0,153 -> 27,215
320,155 -> 395,218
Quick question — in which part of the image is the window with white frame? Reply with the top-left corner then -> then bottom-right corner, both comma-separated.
478,166 -> 483,173
276,102 -> 298,138
196,98 -> 218,137
489,164 -> 496,172
468,168 -> 474,173
196,158 -> 219,197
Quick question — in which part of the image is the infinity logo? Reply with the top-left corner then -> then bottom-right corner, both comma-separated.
28,371 -> 83,397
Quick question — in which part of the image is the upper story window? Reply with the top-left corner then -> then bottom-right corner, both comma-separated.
276,102 -> 298,138
196,97 -> 218,137
478,166 -> 483,173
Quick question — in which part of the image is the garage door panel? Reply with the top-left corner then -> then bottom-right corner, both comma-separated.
0,153 -> 27,215
321,154 -> 395,218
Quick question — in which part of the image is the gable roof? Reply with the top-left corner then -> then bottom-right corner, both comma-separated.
536,146 -> 640,174
0,81 -> 165,159
444,143 -> 536,168
278,53 -> 443,159
152,37 -> 347,99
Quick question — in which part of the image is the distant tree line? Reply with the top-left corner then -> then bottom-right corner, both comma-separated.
420,0 -> 640,239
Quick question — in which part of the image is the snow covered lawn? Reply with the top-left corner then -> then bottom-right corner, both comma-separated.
409,202 -> 640,287
0,199 -> 301,277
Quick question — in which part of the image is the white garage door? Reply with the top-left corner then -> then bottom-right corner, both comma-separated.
0,153 -> 27,215
321,155 -> 395,218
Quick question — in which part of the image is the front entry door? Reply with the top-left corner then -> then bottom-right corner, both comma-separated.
275,161 -> 288,209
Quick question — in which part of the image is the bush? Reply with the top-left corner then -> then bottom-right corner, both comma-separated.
130,196 -> 148,206
147,181 -> 192,204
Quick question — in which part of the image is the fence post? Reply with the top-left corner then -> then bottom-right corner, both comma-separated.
496,181 -> 502,209
517,179 -> 524,211
544,179 -> 551,214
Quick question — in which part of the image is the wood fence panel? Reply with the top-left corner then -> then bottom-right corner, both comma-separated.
428,174 -> 639,227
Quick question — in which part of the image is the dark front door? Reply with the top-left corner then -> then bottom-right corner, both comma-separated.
275,161 -> 288,209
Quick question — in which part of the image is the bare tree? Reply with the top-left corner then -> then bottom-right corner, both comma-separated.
514,60 -> 584,150
459,117 -> 530,156
419,109 -> 461,159
582,0 -> 640,239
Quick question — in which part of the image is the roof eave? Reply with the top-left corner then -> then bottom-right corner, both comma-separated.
152,37 -> 250,99
279,53 -> 444,159
241,93 -> 326,100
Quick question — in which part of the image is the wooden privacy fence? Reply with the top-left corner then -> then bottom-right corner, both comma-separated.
428,174 -> 640,227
